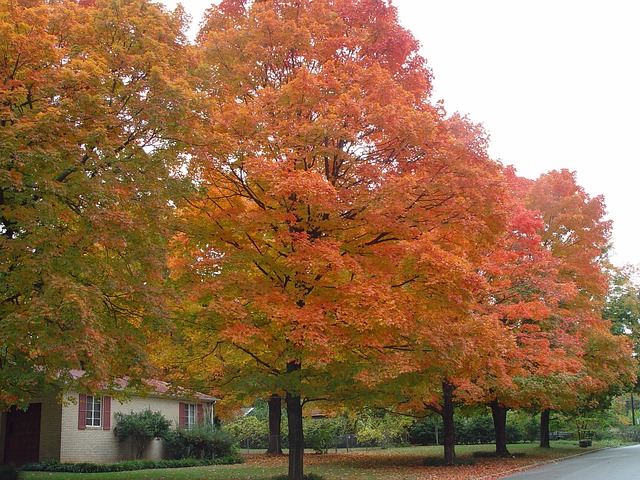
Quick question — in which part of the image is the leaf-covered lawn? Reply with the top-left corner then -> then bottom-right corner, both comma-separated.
23,443 -> 591,480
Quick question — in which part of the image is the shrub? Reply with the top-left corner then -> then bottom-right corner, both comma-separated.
409,417 -> 441,445
304,419 -> 340,453
22,456 -> 243,473
223,415 -> 270,449
356,424 -> 384,448
506,422 -> 523,443
354,409 -> 412,448
460,416 -> 495,444
410,413 -> 532,446
626,425 -> 640,442
165,424 -> 236,459
508,412 -> 539,442
113,410 -> 171,459
0,464 -> 22,480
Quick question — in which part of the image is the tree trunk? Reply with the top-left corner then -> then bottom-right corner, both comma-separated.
267,394 -> 283,455
490,400 -> 510,456
286,362 -> 304,480
135,438 -> 144,459
539,409 -> 551,448
441,379 -> 457,465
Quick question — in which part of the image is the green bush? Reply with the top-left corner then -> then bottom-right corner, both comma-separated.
224,415 -> 270,449
22,456 -> 243,473
507,411 -> 539,443
113,410 -> 172,459
410,413 -> 534,446
0,464 -> 22,480
304,418 -> 343,453
626,425 -> 640,442
165,424 -> 237,459
506,422 -> 524,443
409,416 -> 441,445
225,405 -> 415,451
354,409 -> 412,448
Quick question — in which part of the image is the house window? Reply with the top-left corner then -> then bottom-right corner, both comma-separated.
86,396 -> 102,427
179,402 -> 203,429
184,403 -> 196,429
78,394 -> 111,430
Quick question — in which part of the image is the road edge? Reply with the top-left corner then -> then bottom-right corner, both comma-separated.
475,447 -> 610,480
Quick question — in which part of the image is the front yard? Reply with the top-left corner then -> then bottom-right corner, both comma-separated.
22,442 -> 596,479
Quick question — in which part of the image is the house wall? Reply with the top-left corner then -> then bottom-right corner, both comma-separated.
59,392 -> 211,464
39,393 -> 63,461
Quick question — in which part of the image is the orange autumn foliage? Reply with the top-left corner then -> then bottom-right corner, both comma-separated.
168,1 -> 508,477
0,0 -> 192,406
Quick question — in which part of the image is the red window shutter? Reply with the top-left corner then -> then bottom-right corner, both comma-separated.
102,396 -> 111,430
197,404 -> 204,426
178,402 -> 186,428
78,394 -> 87,430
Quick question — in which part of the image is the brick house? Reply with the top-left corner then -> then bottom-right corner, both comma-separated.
0,373 -> 216,465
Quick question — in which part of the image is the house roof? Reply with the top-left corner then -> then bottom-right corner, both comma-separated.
144,378 -> 217,403
68,370 -> 217,403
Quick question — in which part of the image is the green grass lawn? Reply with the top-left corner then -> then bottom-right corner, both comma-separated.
21,442 -> 601,480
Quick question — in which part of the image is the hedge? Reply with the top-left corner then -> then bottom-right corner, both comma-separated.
22,455 -> 243,473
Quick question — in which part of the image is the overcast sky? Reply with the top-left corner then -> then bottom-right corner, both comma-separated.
163,0 -> 640,267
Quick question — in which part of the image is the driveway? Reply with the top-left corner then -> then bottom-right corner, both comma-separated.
500,445 -> 640,479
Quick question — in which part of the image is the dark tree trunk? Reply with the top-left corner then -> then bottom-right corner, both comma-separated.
490,400 -> 510,456
441,379 -> 457,465
539,409 -> 551,448
286,362 -> 304,480
267,394 -> 283,455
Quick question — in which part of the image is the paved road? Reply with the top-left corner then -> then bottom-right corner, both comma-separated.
500,445 -> 640,479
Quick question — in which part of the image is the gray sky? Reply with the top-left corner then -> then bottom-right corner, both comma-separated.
393,0 -> 640,267
164,0 -> 640,266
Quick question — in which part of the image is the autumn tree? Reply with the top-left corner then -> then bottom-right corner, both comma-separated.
524,169 -> 635,448
603,266 -> 640,427
167,1 -> 508,478
440,169 -> 634,455
460,169 -> 580,456
605,266 -> 640,356
266,393 -> 284,454
0,0 -> 193,406
383,116 -> 515,465
402,168 -> 627,458
377,168 -> 551,463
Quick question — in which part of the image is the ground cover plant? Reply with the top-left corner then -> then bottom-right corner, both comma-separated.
22,456 -> 243,474
22,443 -> 591,480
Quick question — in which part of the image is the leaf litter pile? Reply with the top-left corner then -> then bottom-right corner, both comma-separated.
230,445 -> 585,480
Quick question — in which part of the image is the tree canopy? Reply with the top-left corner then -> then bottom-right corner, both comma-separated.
1,2 -> 636,479
0,0 -> 192,406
